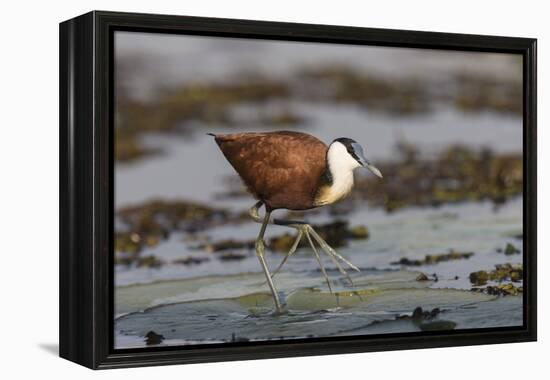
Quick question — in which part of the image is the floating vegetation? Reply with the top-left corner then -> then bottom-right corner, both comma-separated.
469,271 -> 489,286
398,306 -> 441,321
357,142 -> 523,212
299,65 -> 521,117
136,255 -> 164,269
367,306 -> 457,332
115,199 -> 250,265
505,243 -> 521,255
117,199 -> 243,243
497,242 -> 521,255
469,263 -> 523,286
391,249 -> 474,266
198,239 -> 255,253
453,72 -> 522,116
219,253 -> 248,261
115,232 -> 145,255
144,331 -> 164,345
172,257 -> 210,266
471,283 -> 523,296
230,333 -> 250,343
298,65 -> 431,115
415,273 -> 430,281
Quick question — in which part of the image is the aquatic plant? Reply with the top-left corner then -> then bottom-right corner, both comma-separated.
357,143 -> 523,212
391,249 -> 474,266
469,263 -> 523,286
114,199 -> 248,264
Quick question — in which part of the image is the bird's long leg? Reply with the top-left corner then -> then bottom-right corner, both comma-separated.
254,207 -> 283,313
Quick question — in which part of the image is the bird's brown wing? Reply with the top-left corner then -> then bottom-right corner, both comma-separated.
214,131 -> 328,210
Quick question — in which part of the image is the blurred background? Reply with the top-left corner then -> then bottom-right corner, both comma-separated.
114,31 -> 523,348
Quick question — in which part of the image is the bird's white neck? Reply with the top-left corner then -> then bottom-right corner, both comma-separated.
314,142 -> 360,206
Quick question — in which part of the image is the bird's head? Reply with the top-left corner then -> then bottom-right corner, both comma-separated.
328,138 -> 383,178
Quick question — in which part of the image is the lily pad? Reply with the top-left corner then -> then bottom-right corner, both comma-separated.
115,269 -> 429,316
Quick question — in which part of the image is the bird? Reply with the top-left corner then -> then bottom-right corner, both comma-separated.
210,130 -> 383,313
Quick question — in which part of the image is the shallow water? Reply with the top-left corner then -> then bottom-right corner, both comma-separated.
115,197 -> 522,287
114,196 -> 523,348
114,105 -> 523,348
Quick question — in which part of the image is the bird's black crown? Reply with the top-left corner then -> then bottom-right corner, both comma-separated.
333,137 -> 357,147
333,137 -> 358,153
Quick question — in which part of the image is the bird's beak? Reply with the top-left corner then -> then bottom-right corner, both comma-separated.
364,162 -> 383,178
352,142 -> 383,178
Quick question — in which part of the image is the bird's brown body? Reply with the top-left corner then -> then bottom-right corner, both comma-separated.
213,131 -> 328,211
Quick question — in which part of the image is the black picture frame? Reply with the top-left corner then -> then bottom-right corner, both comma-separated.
59,10 -> 537,369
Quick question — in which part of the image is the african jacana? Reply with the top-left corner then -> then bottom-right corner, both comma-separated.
210,131 -> 383,312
